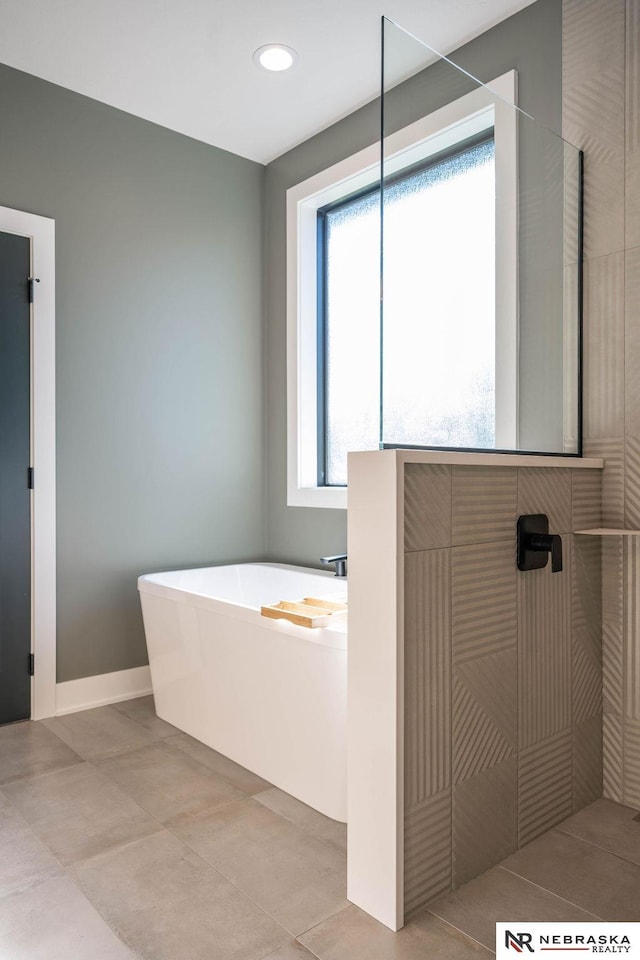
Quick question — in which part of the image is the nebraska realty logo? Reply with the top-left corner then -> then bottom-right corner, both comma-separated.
496,924 -> 640,957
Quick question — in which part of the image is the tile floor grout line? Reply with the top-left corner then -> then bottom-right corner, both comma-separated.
494,865 -> 605,920
63,827 -> 292,956
63,824 -> 170,869
0,785 -> 70,881
61,868 -> 141,959
40,706 -> 347,859
555,822 -> 640,866
97,751 -> 249,811
291,937 -> 326,960
295,902 -> 353,941
158,807 -> 303,940
423,910 -> 496,955
98,730 -> 269,800
0,755 -> 83,787
2,756 -> 101,792
36,718 -> 86,754
2,757 -> 194,877
254,937 -> 311,960
0,868 -> 65,904
252,793 -> 348,857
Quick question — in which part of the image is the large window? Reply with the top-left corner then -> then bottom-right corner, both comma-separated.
286,72 -> 516,508
318,135 -> 495,486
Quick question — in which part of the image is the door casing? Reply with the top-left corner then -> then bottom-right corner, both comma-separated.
0,205 -> 56,720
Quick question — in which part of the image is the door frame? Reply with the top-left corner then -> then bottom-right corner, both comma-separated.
0,205 -> 56,720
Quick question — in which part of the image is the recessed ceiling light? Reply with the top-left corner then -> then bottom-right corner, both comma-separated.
253,44 -> 298,72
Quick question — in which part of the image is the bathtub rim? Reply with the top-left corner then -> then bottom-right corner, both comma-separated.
138,561 -> 348,651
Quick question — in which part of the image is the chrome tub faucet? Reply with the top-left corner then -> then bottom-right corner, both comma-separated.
320,554 -> 347,578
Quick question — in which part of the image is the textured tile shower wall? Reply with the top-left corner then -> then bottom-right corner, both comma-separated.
563,0 -> 640,805
403,464 -> 602,918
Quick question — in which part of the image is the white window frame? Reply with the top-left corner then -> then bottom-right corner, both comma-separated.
287,71 -> 518,509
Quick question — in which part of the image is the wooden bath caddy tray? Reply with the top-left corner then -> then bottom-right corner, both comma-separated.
260,596 -> 348,628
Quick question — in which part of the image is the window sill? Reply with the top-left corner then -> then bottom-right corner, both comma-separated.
287,485 -> 347,510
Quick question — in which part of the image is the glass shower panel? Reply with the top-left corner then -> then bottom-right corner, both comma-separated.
381,17 -> 582,455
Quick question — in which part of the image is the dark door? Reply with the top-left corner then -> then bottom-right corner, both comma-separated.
0,231 -> 31,724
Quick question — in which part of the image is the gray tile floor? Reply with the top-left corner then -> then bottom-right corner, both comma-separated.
1,698 -> 639,958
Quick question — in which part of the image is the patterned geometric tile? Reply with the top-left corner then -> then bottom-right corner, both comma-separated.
404,550 -> 451,808
571,469 -> 602,531
583,439 -> 624,528
624,538 -> 640,720
623,718 -> 640,808
624,436 -> 640,530
626,0 -> 640,248
517,468 -> 572,535
582,254 -> 625,440
452,649 -> 517,785
603,712 -> 624,803
453,758 -> 517,887
601,541 -> 621,765
451,540 -> 517,664
581,149 -> 626,262
573,627 -> 603,724
603,625 -> 624,717
518,542 -> 572,749
563,263 -> 580,455
404,464 -> 451,552
624,247 -> 640,435
563,0 -> 625,259
572,533 -> 602,638
602,535 -> 624,626
452,467 -> 517,546
518,729 -> 573,846
404,790 -> 452,919
625,149 -> 640,248
627,148 -> 640,251
563,0 -> 625,137
571,532 -> 602,732
573,715 -> 603,812
563,58 -> 624,165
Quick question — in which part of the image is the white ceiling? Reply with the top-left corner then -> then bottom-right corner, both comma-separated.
0,0 -> 537,164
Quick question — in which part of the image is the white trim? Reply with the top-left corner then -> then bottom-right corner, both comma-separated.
492,73 -> 519,447
0,205 -> 56,721
287,72 -> 518,508
347,449 -> 404,930
287,150 -> 380,509
56,666 -> 153,716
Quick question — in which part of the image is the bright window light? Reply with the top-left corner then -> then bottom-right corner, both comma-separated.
320,137 -> 496,485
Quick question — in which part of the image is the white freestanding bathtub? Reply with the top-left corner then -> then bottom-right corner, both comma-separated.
138,562 -> 348,822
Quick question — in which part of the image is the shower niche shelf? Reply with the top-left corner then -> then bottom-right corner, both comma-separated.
575,528 -> 640,536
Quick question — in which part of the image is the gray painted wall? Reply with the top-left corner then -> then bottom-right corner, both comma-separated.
0,0 -> 563,684
0,64 -> 265,682
264,0 -> 563,566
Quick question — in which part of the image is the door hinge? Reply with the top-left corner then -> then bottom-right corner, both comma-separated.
27,467 -> 34,489
28,277 -> 40,303
29,654 -> 35,677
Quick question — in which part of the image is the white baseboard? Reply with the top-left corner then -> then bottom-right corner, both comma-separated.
56,665 -> 152,716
